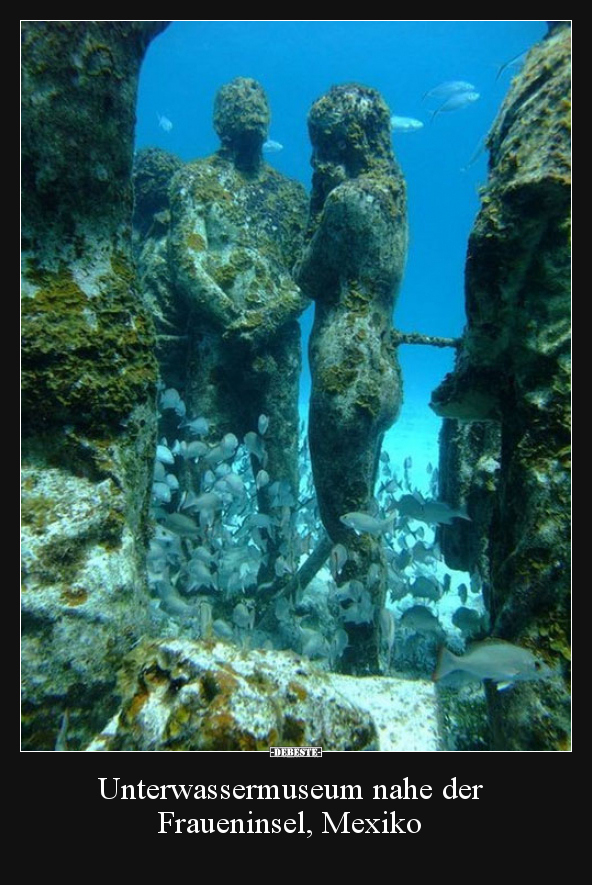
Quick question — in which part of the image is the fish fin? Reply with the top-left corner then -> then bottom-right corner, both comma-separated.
495,63 -> 507,81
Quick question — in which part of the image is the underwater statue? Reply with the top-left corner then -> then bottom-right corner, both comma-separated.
431,24 -> 571,749
165,77 -> 309,499
296,83 -> 408,675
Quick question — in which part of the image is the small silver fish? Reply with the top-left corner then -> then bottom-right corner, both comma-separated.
165,473 -> 180,491
378,608 -> 396,656
496,50 -> 528,81
263,139 -> 283,153
431,91 -> 480,122
390,115 -> 424,133
221,433 -> 239,456
160,387 -> 181,410
152,481 -> 172,504
156,444 -> 175,465
181,490 -> 223,513
244,431 -> 267,464
157,112 -> 173,132
184,440 -> 209,460
422,80 -> 476,102
55,710 -> 69,751
340,511 -> 395,536
332,629 -> 349,659
162,512 -> 199,537
433,640 -> 553,689
212,618 -> 234,640
233,602 -> 254,630
179,416 -> 209,437
256,469 -> 270,490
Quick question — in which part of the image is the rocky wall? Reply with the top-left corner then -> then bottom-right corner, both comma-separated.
21,21 -> 169,749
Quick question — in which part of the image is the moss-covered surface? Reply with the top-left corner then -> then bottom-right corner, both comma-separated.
21,21 -> 167,750
22,259 -> 157,436
430,26 -> 571,749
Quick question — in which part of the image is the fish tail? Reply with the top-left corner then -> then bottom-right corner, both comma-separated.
432,646 -> 458,681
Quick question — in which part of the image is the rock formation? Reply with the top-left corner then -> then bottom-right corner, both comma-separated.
21,21 -> 168,749
431,23 -> 571,750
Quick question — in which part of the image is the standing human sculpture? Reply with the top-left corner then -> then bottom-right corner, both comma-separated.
296,83 -> 408,673
166,77 -> 309,501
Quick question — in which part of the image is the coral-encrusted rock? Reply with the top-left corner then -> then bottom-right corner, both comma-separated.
21,22 -> 168,750
86,639 -> 378,751
431,25 -> 571,750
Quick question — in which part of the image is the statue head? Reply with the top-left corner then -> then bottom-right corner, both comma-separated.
308,83 -> 394,179
214,77 -> 271,171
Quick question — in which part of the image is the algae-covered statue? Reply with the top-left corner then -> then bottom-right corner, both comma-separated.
296,84 -> 408,674
166,77 -> 309,497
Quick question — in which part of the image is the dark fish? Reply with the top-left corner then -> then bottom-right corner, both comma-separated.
400,604 -> 442,634
411,575 -> 441,602
452,606 -> 483,637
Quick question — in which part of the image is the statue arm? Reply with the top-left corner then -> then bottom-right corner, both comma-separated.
226,284 -> 309,348
167,179 -> 241,329
296,179 -> 406,300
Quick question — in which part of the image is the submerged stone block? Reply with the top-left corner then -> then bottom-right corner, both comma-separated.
87,639 -> 378,751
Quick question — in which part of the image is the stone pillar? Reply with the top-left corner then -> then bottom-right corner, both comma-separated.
431,23 -> 571,749
21,21 -> 169,749
296,84 -> 408,675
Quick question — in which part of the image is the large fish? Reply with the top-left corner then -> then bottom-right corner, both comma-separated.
433,640 -> 553,690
